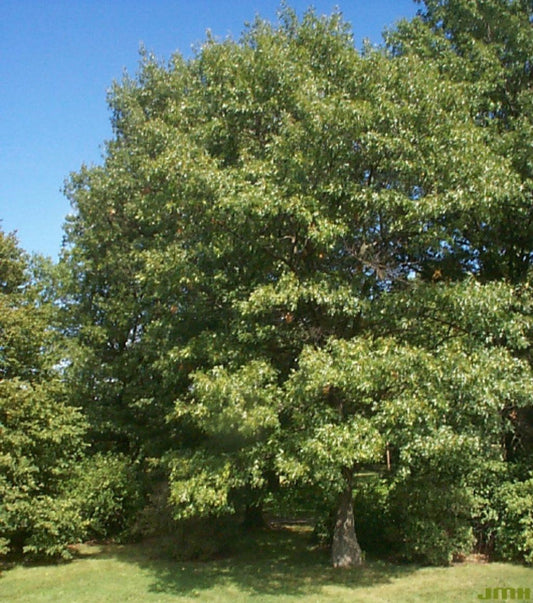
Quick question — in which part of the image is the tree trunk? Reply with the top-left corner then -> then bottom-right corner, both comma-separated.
331,476 -> 363,568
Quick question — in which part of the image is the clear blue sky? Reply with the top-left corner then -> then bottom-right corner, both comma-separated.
0,0 -> 418,259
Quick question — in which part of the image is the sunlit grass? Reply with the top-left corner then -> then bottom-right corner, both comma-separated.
1,526 -> 532,602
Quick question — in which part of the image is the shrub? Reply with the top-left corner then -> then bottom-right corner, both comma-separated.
0,379 -> 88,560
493,478 -> 533,564
0,452 -> 142,560
389,476 -> 475,565
68,453 -> 142,541
19,497 -> 86,560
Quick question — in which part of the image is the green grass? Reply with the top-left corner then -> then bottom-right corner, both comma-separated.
1,526 -> 532,602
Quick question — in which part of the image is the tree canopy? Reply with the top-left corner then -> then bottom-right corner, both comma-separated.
4,0 -> 532,567
0,229 -> 88,558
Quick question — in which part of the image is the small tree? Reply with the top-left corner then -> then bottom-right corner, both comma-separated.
0,229 -> 88,558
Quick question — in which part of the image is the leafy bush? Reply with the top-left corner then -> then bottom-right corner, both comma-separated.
18,497 -> 85,560
468,462 -> 533,564
389,475 -> 475,566
0,379 -> 88,560
68,453 -> 143,540
171,516 -> 239,561
0,489 -> 86,561
493,478 -> 533,564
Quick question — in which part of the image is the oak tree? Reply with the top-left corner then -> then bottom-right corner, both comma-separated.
63,4 -> 533,565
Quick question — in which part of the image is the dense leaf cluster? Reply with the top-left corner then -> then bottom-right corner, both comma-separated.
0,232 -> 140,559
2,1 -> 533,565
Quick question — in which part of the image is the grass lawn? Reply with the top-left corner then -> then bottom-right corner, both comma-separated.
1,525 -> 532,602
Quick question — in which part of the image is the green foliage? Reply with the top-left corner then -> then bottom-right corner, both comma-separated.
493,477 -> 533,564
67,453 -> 143,540
16,496 -> 85,560
391,475 -> 475,566
353,462 -> 533,566
0,228 -> 88,559
0,230 -> 26,295
60,2 -> 533,566
352,475 -> 394,556
169,452 -> 241,519
390,0 -> 533,283
179,361 -> 280,448
168,360 -> 281,520
133,480 -> 240,561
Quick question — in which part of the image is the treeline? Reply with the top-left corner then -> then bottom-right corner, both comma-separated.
1,0 -> 533,567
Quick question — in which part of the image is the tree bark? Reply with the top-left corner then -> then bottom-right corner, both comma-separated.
331,475 -> 363,568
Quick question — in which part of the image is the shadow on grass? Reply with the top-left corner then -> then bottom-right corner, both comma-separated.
95,525 -> 418,599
